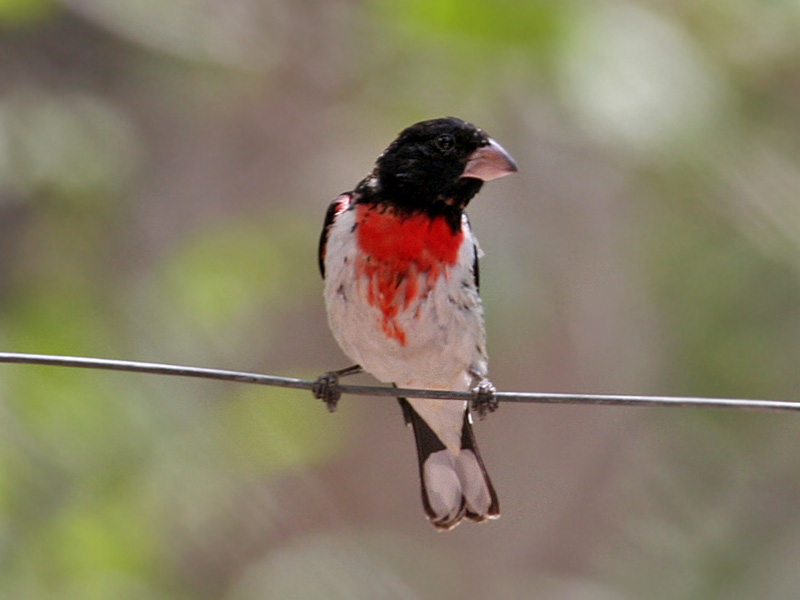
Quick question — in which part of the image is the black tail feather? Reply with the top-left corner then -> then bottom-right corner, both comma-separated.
397,398 -> 498,529
459,410 -> 500,521
398,398 -> 464,527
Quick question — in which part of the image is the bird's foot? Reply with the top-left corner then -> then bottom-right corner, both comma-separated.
313,372 -> 342,412
470,378 -> 498,420
312,365 -> 362,413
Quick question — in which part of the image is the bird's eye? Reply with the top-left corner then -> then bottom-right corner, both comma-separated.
435,133 -> 455,152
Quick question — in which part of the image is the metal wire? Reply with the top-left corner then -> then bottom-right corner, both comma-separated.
0,351 -> 798,413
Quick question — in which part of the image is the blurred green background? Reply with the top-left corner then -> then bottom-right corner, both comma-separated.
2,0 -> 800,598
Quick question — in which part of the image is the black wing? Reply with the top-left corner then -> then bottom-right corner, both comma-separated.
318,194 -> 352,279
463,213 -> 480,292
473,244 -> 480,292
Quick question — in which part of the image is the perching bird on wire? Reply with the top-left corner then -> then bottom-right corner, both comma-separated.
314,117 -> 517,530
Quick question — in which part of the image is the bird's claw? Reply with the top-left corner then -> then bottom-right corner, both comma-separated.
312,365 -> 362,412
471,379 -> 498,420
313,372 -> 342,413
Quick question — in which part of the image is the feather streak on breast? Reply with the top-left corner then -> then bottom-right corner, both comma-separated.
354,205 -> 464,346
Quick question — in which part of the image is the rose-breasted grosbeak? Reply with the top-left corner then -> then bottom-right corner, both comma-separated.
315,117 -> 517,530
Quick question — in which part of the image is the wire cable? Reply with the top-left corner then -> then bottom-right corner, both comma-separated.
0,351 -> 798,412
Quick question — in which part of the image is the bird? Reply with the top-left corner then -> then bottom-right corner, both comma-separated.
314,117 -> 517,530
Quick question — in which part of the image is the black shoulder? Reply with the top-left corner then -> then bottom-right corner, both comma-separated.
318,194 -> 352,279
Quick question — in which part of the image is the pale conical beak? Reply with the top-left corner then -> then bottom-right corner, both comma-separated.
462,138 -> 518,181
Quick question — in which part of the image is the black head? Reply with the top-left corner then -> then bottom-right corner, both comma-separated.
370,117 -> 517,210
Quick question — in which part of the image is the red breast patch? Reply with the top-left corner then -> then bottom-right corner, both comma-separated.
354,204 -> 464,345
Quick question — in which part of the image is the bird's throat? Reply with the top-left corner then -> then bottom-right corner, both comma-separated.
355,204 -> 463,267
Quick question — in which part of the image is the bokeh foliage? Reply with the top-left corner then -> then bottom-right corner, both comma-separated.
2,0 -> 800,598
